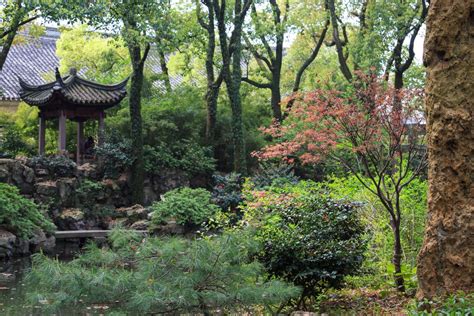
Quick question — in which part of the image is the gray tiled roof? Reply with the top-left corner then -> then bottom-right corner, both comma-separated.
20,69 -> 128,107
0,27 -> 185,101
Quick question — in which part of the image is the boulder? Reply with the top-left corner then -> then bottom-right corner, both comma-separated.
115,204 -> 148,223
29,230 -> 56,254
0,229 -> 16,259
77,163 -> 99,179
56,178 -> 78,207
57,208 -> 86,230
130,220 -> 150,231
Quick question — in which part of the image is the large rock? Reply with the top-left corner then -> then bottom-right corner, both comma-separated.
417,0 -> 474,299
130,220 -> 150,231
57,208 -> 86,230
56,178 -> 78,207
115,204 -> 149,223
29,230 -> 56,254
0,229 -> 16,258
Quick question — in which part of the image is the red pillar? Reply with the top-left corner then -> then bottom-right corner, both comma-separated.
58,110 -> 67,153
38,115 -> 46,155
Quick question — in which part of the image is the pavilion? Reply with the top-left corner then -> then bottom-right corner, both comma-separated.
19,68 -> 128,163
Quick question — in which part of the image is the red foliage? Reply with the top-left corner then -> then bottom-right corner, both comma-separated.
255,73 -> 425,166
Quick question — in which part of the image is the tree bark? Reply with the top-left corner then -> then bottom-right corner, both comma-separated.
392,217 -> 405,292
417,0 -> 474,299
158,49 -> 172,93
127,42 -> 150,205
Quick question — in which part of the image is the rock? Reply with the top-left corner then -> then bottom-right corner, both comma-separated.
57,208 -> 86,230
115,204 -> 148,223
130,220 -> 150,230
14,238 -> 30,256
29,230 -> 56,254
0,229 -> 16,259
77,163 -> 99,179
106,218 -> 128,229
35,180 -> 58,196
154,220 -> 185,235
417,0 -> 474,299
56,178 -> 77,207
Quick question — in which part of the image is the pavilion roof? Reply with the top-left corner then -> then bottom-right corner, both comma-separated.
19,68 -> 128,108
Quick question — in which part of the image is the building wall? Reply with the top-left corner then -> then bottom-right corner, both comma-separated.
0,100 -> 19,114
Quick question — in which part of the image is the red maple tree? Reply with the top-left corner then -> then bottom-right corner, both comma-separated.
255,73 -> 427,292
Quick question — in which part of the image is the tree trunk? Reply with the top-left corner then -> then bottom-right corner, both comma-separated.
158,49 -> 172,93
270,72 -> 282,121
417,0 -> 474,299
392,218 -> 405,292
128,44 -> 148,205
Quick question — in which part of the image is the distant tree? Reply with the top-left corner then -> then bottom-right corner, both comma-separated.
0,0 -> 58,70
58,0 -> 172,204
213,0 -> 253,174
257,73 -> 427,292
56,25 -> 130,83
243,0 -> 330,120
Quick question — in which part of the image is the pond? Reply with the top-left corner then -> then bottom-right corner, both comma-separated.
0,242 -> 114,315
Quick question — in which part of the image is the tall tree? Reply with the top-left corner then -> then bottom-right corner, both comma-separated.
214,0 -> 252,173
196,0 -> 224,144
60,0 -> 170,204
417,0 -> 474,299
243,0 -> 330,120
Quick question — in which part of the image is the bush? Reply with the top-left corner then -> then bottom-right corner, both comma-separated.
151,187 -> 219,227
29,155 -> 77,178
241,180 -> 367,305
408,292 -> 474,315
0,183 -> 55,238
95,135 -> 134,178
26,229 -> 300,314
144,141 -> 215,176
252,161 -> 299,189
0,125 -> 35,157
211,173 -> 244,212
321,175 -> 427,289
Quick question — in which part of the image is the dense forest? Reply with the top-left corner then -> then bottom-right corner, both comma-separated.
0,0 -> 472,314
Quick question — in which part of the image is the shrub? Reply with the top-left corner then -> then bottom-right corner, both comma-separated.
151,187 -> 219,227
26,229 -> 300,314
0,183 -> 55,238
29,155 -> 76,178
252,161 -> 299,189
408,292 -> 474,315
0,125 -> 35,157
241,180 -> 367,305
95,135 -> 134,178
211,173 -> 244,212
144,141 -> 215,176
321,175 -> 427,289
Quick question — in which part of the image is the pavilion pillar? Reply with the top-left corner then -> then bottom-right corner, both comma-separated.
58,110 -> 67,153
98,111 -> 105,146
76,121 -> 84,164
38,115 -> 46,155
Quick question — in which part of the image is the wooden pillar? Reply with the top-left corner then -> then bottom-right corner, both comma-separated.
76,121 -> 84,164
98,111 -> 105,146
38,114 -> 46,155
58,110 -> 67,153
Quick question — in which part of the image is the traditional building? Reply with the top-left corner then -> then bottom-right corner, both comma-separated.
19,67 -> 128,163
0,27 -> 182,112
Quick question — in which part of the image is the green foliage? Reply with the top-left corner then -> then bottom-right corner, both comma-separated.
26,229 -> 300,314
407,292 -> 474,316
0,124 -> 34,157
211,173 -> 244,212
0,183 -> 55,238
95,134 -> 134,178
144,141 -> 215,176
252,161 -> 299,189
151,187 -> 220,227
242,180 -> 367,302
323,175 -> 427,267
29,155 -> 76,178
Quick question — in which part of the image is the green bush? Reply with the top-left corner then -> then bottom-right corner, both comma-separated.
95,134 -> 134,178
407,292 -> 474,315
151,187 -> 220,227
241,180 -> 367,304
0,125 -> 35,157
144,141 -> 215,176
26,229 -> 300,314
320,175 -> 427,289
29,155 -> 77,178
0,183 -> 55,238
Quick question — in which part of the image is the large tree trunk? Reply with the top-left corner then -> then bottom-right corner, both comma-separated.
128,43 -> 149,205
392,218 -> 405,292
417,0 -> 474,299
